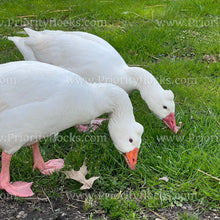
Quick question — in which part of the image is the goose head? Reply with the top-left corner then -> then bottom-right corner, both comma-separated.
127,67 -> 179,133
108,120 -> 144,170
143,89 -> 178,133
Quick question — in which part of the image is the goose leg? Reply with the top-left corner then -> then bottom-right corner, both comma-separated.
32,142 -> 64,175
0,151 -> 33,197
75,118 -> 107,132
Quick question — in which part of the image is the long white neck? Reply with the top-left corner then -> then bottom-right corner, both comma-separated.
90,83 -> 134,123
126,66 -> 164,105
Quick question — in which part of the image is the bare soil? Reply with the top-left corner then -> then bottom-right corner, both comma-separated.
0,193 -> 219,220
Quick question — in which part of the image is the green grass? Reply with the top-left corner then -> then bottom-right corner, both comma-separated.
0,0 -> 219,219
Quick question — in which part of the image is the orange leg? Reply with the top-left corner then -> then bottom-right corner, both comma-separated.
75,118 -> 107,132
0,151 -> 33,197
32,142 -> 64,175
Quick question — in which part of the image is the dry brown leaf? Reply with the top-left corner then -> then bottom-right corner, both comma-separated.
202,54 -> 218,64
211,55 -> 217,63
62,161 -> 99,190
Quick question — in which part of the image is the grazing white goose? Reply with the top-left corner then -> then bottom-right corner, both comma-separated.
0,61 -> 143,197
9,28 -> 179,133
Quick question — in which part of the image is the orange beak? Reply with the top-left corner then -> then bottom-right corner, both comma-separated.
123,148 -> 139,170
163,112 -> 179,133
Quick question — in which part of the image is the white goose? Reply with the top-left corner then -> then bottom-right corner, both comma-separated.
9,28 -> 179,133
0,61 -> 143,197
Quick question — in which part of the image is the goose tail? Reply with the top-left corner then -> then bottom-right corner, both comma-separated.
8,35 -> 36,60
24,28 -> 39,37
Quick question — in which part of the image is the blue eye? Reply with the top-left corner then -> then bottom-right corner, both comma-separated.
129,138 -> 133,143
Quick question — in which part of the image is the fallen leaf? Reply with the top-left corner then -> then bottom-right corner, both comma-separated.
211,55 -> 217,63
63,161 -> 99,190
202,54 -> 217,64
202,54 -> 211,63
159,176 -> 169,182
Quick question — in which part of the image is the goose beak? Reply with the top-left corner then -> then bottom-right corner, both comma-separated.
123,148 -> 139,170
163,112 -> 179,133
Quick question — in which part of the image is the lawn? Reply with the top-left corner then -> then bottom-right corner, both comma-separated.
0,0 -> 219,219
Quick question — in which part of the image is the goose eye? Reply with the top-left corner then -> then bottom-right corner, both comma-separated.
163,105 -> 167,109
129,138 -> 133,143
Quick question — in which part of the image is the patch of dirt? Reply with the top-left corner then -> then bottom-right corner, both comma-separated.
0,198 -> 84,219
0,190 -> 105,220
0,192 -> 219,220
145,205 -> 220,220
